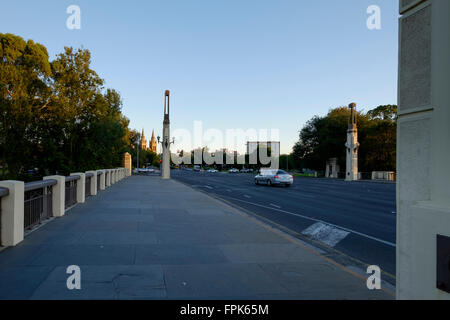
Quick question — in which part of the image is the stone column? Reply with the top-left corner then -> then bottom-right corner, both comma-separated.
105,170 -> 111,187
44,176 -> 65,217
70,173 -> 85,204
397,0 -> 450,299
345,103 -> 359,181
86,171 -> 97,196
0,181 -> 24,246
99,171 -> 106,190
124,153 -> 132,177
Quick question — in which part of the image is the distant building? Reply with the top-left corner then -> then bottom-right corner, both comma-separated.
141,129 -> 158,153
141,129 -> 148,150
150,129 -> 157,153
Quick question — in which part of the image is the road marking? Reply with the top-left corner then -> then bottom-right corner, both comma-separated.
302,222 -> 349,247
204,185 -> 213,189
227,189 -> 232,192
270,203 -> 281,209
221,195 -> 396,248
244,195 -> 251,199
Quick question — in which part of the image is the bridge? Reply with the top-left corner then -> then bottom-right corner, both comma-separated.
0,172 -> 392,299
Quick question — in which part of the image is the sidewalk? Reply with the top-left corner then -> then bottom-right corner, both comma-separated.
0,175 -> 393,299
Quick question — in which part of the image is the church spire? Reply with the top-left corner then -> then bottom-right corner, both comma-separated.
141,128 -> 147,150
150,129 -> 157,153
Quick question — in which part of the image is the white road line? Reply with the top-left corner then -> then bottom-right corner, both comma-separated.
221,195 -> 396,248
302,222 -> 349,247
244,195 -> 251,199
270,203 -> 281,209
204,185 -> 213,189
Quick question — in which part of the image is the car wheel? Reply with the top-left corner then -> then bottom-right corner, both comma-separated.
255,179 -> 259,185
267,180 -> 272,186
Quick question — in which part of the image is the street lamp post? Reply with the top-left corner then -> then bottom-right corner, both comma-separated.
137,139 -> 140,170
158,90 -> 175,179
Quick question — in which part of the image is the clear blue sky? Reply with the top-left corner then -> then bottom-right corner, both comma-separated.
0,0 -> 399,154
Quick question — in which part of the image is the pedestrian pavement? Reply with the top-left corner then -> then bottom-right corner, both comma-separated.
0,175 -> 393,300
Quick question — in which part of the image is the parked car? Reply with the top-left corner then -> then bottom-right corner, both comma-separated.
229,168 -> 240,173
255,169 -> 293,187
240,168 -> 250,173
207,169 -> 218,173
193,165 -> 201,172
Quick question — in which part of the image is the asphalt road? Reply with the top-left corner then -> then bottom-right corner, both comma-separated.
172,170 -> 397,280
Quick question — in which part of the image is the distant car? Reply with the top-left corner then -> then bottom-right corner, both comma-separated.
255,169 -> 293,187
207,169 -> 218,173
240,168 -> 250,173
229,168 -> 240,173
137,168 -> 155,174
193,166 -> 201,172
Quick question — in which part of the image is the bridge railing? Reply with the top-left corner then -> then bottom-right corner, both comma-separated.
0,167 -> 130,247
0,187 -> 10,246
24,180 -> 56,231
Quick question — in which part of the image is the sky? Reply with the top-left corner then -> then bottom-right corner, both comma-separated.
0,0 -> 399,154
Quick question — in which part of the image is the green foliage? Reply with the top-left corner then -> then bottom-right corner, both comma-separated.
293,105 -> 397,172
0,34 -> 135,180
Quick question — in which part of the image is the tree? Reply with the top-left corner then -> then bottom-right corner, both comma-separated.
0,34 -> 136,180
292,105 -> 397,173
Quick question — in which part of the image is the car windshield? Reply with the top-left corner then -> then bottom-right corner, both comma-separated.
277,170 -> 288,175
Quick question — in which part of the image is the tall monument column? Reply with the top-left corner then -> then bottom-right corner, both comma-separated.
397,0 -> 450,299
161,90 -> 172,180
345,103 -> 359,181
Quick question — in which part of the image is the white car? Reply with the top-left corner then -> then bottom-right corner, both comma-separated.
229,168 -> 240,173
207,169 -> 218,173
255,169 -> 294,187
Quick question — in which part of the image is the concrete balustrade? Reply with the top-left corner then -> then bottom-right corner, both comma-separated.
0,181 -> 24,246
0,167 -> 129,248
70,173 -> 85,204
105,169 -> 111,187
99,171 -> 106,190
86,171 -> 97,196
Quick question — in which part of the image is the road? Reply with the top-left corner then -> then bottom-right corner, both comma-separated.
172,170 -> 396,281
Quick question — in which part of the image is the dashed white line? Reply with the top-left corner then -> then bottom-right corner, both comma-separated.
244,195 -> 251,199
270,203 -> 281,209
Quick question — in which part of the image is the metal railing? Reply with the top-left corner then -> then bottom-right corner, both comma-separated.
85,173 -> 93,197
0,187 -> 10,245
65,176 -> 79,209
24,180 -> 56,230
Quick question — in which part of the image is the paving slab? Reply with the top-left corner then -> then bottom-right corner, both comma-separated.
0,175 -> 394,300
